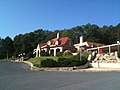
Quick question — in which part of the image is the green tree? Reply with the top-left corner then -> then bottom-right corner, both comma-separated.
4,36 -> 14,58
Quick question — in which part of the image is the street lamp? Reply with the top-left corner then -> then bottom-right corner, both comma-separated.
18,53 -> 25,61
117,41 -> 120,52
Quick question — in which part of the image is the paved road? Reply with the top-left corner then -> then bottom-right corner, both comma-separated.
0,62 -> 120,90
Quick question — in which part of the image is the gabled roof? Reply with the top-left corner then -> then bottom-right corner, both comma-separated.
38,37 -> 70,47
59,37 -> 70,46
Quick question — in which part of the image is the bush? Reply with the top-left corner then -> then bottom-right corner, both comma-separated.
34,64 -> 40,67
56,52 -> 63,57
118,52 -> 120,58
40,51 -> 49,56
57,53 -> 88,67
82,50 -> 89,59
58,57 -> 71,67
41,58 -> 58,67
63,50 -> 73,57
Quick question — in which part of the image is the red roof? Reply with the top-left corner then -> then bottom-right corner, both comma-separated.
38,42 -> 47,47
39,37 -> 70,47
87,42 -> 105,47
59,37 -> 70,46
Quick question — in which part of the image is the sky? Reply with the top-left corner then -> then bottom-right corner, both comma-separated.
0,0 -> 120,39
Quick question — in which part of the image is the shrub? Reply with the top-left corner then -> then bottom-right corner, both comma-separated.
58,54 -> 88,67
63,50 -> 73,57
118,52 -> 120,58
34,64 -> 40,67
71,55 -> 88,65
56,52 -> 63,57
41,58 -> 58,67
82,50 -> 89,59
58,57 -> 71,67
40,51 -> 49,56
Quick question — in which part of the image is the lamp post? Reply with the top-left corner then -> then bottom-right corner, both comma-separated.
18,53 -> 25,62
117,41 -> 120,52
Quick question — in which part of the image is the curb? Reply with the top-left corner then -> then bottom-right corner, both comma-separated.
73,68 -> 120,72
23,61 -> 33,70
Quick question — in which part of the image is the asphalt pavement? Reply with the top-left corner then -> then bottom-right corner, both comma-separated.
0,62 -> 120,90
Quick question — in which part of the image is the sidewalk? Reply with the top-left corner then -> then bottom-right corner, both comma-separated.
74,68 -> 120,72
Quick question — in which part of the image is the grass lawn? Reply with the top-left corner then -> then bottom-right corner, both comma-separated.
0,58 -> 14,62
27,56 -> 59,67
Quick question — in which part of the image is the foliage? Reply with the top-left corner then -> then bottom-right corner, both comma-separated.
28,54 -> 88,67
26,52 -> 35,58
63,50 -> 73,57
41,58 -> 58,67
0,58 -> 14,62
118,52 -> 120,58
56,52 -> 63,57
0,23 -> 120,59
57,54 -> 88,67
28,56 -> 59,67
0,37 -> 14,59
40,51 -> 49,56
57,57 -> 79,67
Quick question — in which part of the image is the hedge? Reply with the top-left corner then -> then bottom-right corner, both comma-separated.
40,54 -> 88,67
56,52 -> 63,57
41,58 -> 58,67
57,55 -> 88,67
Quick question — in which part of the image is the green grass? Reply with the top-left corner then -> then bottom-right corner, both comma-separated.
27,56 -> 59,67
0,58 -> 14,62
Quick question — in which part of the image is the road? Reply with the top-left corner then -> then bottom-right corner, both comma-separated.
0,62 -> 120,90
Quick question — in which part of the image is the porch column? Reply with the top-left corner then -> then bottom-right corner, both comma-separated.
109,45 -> 111,54
54,48 -> 56,56
60,47 -> 63,52
49,50 -> 51,55
98,47 -> 100,54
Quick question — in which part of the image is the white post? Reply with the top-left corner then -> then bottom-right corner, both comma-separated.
60,47 -> 63,52
117,41 -> 120,52
109,45 -> 111,54
54,49 -> 56,56
98,47 -> 100,54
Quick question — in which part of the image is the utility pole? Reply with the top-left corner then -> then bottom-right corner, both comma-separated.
79,36 -> 83,62
80,46 -> 82,61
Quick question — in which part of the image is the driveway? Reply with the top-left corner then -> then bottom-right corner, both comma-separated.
0,62 -> 120,90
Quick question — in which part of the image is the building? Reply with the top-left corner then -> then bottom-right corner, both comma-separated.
87,43 -> 120,54
74,36 -> 105,52
34,33 -> 76,57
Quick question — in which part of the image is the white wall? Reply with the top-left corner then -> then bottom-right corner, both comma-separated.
91,63 -> 120,68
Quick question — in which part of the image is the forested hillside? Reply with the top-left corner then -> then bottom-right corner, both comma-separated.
0,23 -> 120,59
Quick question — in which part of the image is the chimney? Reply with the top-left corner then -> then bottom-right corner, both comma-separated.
80,36 -> 83,44
57,33 -> 60,39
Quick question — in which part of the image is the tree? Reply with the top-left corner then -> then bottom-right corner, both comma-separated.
4,36 -> 14,58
